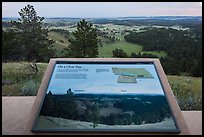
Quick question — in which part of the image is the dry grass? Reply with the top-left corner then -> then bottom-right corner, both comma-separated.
2,62 -> 48,96
167,75 -> 202,110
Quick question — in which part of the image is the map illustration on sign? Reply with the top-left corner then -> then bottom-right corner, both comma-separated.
112,68 -> 153,83
32,62 -> 180,133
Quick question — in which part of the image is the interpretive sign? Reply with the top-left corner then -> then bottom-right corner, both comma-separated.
28,58 -> 189,134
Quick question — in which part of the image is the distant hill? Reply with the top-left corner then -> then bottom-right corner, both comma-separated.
2,17 -> 18,22
3,16 -> 202,23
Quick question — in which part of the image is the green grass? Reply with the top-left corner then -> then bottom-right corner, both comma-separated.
98,40 -> 143,57
47,29 -> 144,58
2,62 -> 48,96
48,31 -> 69,57
98,24 -> 144,58
2,62 -> 202,111
47,25 -> 167,58
48,31 -> 68,43
52,42 -> 67,57
98,40 -> 167,58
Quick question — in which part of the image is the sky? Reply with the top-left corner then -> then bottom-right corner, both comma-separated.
2,2 -> 202,18
47,64 -> 164,95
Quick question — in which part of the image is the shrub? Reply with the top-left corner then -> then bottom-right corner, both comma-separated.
176,92 -> 202,111
2,62 -> 47,96
2,84 -> 22,96
22,80 -> 40,96
112,48 -> 128,58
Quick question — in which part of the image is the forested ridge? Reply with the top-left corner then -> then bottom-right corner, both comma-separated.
40,92 -> 173,126
124,27 -> 202,76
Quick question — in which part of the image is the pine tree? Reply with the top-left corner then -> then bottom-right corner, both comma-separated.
13,4 -> 54,62
112,48 -> 128,58
92,103 -> 100,128
65,19 -> 99,57
2,29 -> 22,61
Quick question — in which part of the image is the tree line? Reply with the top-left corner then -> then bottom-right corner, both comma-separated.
112,48 -> 158,58
40,92 -> 172,127
124,27 -> 202,77
40,91 -> 100,128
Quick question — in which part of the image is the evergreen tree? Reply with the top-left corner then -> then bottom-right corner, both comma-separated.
13,4 -> 54,62
2,29 -> 22,61
112,48 -> 128,58
92,103 -> 100,128
65,19 -> 99,57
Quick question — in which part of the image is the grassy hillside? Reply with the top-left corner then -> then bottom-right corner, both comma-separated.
36,115 -> 175,129
48,31 -> 69,57
47,25 -> 168,58
99,40 -> 143,57
2,62 -> 202,111
99,41 -> 167,58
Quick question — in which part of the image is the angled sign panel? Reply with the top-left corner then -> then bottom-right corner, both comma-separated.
26,58 -> 189,135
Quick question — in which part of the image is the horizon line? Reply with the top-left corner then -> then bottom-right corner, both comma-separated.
2,15 -> 202,19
